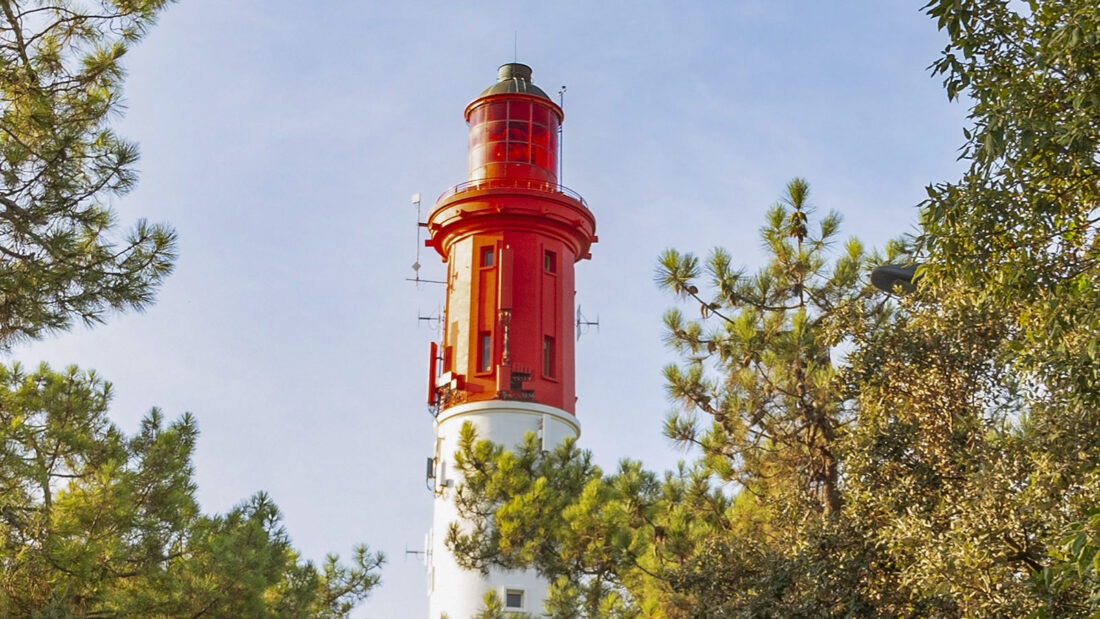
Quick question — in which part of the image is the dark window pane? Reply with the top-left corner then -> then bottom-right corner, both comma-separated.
508,100 -> 531,121
507,143 -> 531,163
505,590 -> 524,609
532,104 -> 549,126
468,105 -> 487,126
531,146 -> 549,169
531,124 -> 551,149
479,332 -> 492,372
543,336 -> 555,378
486,120 -> 507,143
487,101 -> 508,121
506,120 -> 528,143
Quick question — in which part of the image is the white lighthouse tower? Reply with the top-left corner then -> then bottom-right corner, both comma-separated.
422,63 -> 597,618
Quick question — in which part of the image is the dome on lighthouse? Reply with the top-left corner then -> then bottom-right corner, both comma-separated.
477,63 -> 552,100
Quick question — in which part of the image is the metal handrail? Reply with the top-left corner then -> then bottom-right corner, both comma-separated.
435,177 -> 588,208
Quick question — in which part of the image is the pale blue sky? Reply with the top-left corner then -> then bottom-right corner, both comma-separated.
13,2 -> 965,617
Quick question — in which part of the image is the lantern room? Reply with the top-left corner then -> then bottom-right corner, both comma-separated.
465,64 -> 561,183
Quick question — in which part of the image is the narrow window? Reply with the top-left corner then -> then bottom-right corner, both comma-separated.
480,246 -> 495,267
543,336 -> 555,378
543,249 -> 557,274
505,589 -> 525,610
478,331 -> 492,373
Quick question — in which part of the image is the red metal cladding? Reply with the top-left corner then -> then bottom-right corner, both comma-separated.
425,64 -> 597,415
427,341 -> 439,407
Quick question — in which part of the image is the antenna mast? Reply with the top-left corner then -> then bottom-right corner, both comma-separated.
558,85 -> 566,184
408,193 -> 445,285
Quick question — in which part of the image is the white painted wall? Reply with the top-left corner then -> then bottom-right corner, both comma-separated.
428,401 -> 580,619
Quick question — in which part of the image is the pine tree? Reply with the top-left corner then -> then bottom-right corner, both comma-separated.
0,0 -> 177,347
0,3 -> 384,615
656,178 -> 882,518
0,362 -> 385,616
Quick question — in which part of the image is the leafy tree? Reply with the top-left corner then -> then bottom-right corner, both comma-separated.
0,0 -> 177,347
920,0 -> 1100,479
841,287 -> 1054,616
915,0 -> 1100,613
0,361 -> 384,617
922,0 -> 1100,306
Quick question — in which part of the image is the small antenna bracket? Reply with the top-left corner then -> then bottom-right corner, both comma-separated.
575,305 -> 600,341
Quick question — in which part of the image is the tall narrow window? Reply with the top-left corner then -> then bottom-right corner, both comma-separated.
543,249 -> 557,274
480,246 -> 495,267
543,335 -> 555,378
478,331 -> 492,373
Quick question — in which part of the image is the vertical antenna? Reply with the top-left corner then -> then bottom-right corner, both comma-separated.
411,193 -> 422,283
513,32 -> 518,63
407,194 -> 446,286
557,86 -> 566,184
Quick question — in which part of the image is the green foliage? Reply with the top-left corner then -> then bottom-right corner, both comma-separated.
841,288 -> 1054,616
1038,505 -> 1100,617
450,167 -> 1100,617
655,178 -> 885,518
920,0 -> 1100,411
477,590 -> 535,619
451,420 -> 732,617
0,3 -> 383,616
450,2 -> 1100,616
450,182 -> 895,617
0,361 -> 384,617
915,0 -> 1100,614
0,0 -> 178,347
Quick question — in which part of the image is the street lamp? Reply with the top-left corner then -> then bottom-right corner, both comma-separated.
870,263 -> 920,293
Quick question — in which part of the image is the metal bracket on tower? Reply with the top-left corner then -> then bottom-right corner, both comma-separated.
539,414 -> 549,453
418,310 -> 443,330
496,363 -> 534,401
404,544 -> 427,562
576,305 -> 600,341
424,456 -> 436,492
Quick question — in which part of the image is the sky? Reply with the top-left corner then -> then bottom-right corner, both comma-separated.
11,2 -> 968,617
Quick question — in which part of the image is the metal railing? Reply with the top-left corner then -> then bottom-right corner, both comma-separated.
435,177 -> 587,208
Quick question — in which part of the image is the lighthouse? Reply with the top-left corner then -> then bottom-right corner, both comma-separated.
424,63 -> 597,618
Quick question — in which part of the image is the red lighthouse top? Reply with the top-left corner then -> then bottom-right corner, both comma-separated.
426,63 -> 596,415
465,63 -> 561,183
